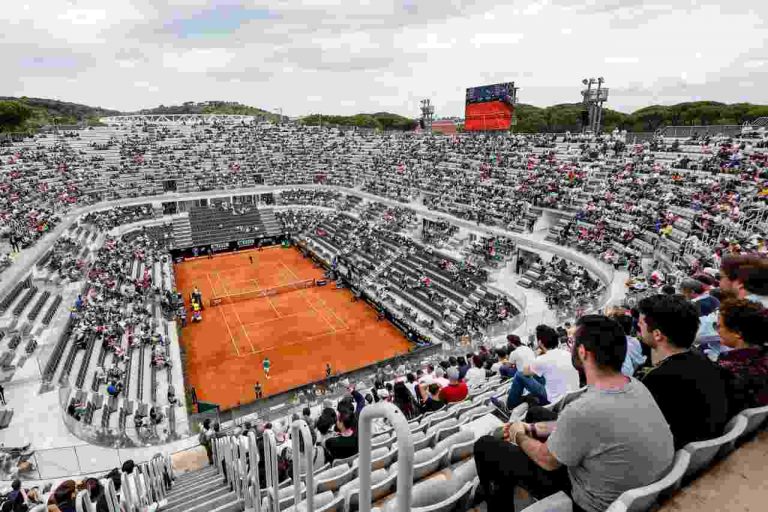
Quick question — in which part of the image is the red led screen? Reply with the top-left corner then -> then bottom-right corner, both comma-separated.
464,100 -> 514,131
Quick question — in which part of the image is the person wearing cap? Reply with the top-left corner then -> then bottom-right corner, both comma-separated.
437,367 -> 468,403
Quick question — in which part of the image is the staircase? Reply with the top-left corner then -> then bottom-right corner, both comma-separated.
164,465 -> 242,512
259,208 -> 282,237
172,214 -> 193,249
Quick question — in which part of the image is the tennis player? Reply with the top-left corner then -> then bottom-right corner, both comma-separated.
263,357 -> 271,379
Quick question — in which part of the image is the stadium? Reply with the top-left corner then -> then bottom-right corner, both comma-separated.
2,3 -> 768,512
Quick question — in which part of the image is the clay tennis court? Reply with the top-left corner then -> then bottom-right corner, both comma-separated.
174,246 -> 413,409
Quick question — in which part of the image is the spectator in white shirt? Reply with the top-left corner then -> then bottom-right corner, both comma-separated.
432,367 -> 450,388
465,355 -> 488,388
508,335 -> 536,374
495,325 -> 580,411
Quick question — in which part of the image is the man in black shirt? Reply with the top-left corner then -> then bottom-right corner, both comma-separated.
324,411 -> 358,462
637,294 -> 729,449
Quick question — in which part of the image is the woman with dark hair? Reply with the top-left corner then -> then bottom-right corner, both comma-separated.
392,381 -> 419,420
48,480 -> 77,512
456,356 -> 469,380
716,299 -> 768,416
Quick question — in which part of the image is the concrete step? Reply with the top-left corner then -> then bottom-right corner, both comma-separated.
207,499 -> 245,512
167,481 -> 230,509
174,491 -> 241,512
170,471 -> 221,494
165,484 -> 232,512
171,475 -> 224,494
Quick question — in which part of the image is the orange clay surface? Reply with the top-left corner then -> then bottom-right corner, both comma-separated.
174,246 -> 413,409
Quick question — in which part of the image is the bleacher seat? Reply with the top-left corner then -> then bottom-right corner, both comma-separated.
682,414 -> 747,481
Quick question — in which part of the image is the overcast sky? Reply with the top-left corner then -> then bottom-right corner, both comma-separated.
2,0 -> 766,117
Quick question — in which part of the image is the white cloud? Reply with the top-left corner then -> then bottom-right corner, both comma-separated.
605,57 -> 640,64
58,8 -> 108,25
471,33 -> 524,46
162,49 -> 236,73
0,0 -> 766,116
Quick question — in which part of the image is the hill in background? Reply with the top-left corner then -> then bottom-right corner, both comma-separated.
135,101 -> 281,122
300,112 -> 417,131
0,96 -> 121,132
513,101 -> 768,133
1,96 -> 768,134
0,98 -> 281,132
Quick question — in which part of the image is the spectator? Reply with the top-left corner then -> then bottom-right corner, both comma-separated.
490,347 -> 509,373
473,315 -> 674,512
611,313 -> 646,377
437,367 -> 468,403
406,372 -> 424,403
49,480 -> 77,512
661,284 -> 677,295
719,254 -> 768,306
199,419 -> 214,464
465,355 -> 487,388
421,383 -> 446,413
507,334 -> 536,377
301,407 -> 314,430
638,294 -> 729,449
324,411 -> 358,462
716,299 -> 768,415
495,325 -> 579,411
680,278 -> 720,316
456,356 -> 469,380
5,479 -> 30,512
432,367 -> 450,387
392,381 -> 419,420
315,409 -> 337,444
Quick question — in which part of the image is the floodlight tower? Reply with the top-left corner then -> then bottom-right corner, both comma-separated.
581,78 -> 608,134
420,99 -> 434,131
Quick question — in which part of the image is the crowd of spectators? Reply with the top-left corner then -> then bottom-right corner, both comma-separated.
64,224 -> 176,436
81,205 -> 156,231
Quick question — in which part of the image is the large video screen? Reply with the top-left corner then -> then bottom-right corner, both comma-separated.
464,101 -> 514,131
466,82 -> 515,104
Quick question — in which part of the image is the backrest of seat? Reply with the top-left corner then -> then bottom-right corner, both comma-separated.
608,450 -> 691,512
412,481 -> 474,512
683,415 -> 747,479
448,438 -> 475,463
741,405 -> 768,439
102,477 -> 121,512
413,449 -> 448,481
75,491 -> 96,512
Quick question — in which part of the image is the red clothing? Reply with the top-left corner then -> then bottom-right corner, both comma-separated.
438,382 -> 468,403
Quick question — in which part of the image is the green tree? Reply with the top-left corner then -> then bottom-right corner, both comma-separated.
0,100 -> 33,131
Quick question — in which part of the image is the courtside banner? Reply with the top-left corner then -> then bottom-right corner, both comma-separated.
237,238 -> 256,247
211,242 -> 229,252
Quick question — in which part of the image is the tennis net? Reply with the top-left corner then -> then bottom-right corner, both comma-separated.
210,279 -> 315,306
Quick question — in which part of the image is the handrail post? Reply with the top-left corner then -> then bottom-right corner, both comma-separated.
247,431 -> 262,512
359,402 -> 414,512
263,429 -> 281,512
290,420 -> 315,511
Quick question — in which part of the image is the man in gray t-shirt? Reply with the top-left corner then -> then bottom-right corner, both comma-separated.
473,315 -> 674,512
547,378 -> 674,511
